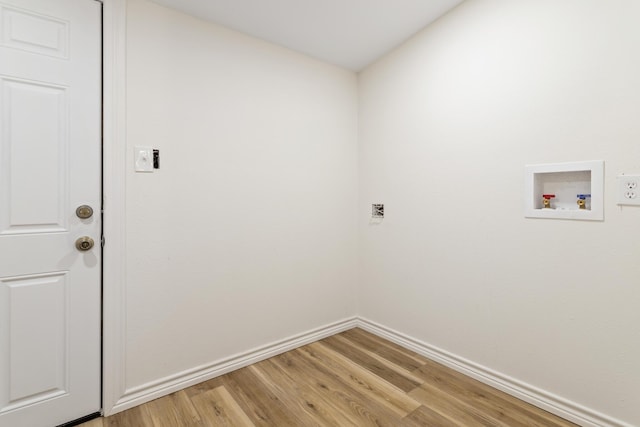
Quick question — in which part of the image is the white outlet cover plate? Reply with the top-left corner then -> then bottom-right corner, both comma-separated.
617,174 -> 640,205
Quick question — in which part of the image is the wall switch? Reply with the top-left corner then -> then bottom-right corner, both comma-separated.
617,174 -> 640,205
134,146 -> 154,172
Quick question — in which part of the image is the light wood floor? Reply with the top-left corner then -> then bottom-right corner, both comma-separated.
81,328 -> 577,426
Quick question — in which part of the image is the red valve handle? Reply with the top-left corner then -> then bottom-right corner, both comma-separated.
542,194 -> 556,199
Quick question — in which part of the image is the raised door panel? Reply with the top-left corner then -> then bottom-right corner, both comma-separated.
0,272 -> 68,414
0,77 -> 68,235
0,4 -> 69,59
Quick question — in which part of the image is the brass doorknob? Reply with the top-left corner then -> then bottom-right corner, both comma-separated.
75,236 -> 94,251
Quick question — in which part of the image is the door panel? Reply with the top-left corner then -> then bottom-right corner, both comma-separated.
0,0 -> 101,426
1,77 -> 69,235
0,5 -> 69,59
1,272 -> 68,411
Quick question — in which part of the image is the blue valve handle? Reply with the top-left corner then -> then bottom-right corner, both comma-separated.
577,194 -> 591,199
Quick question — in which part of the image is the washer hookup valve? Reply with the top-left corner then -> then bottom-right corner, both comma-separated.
542,194 -> 555,209
577,194 -> 591,210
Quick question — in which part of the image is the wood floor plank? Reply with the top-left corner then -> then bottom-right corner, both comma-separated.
79,328 -> 577,427
301,341 -> 421,417
249,359 -> 346,427
408,382 -> 510,427
140,390 -> 202,427
267,348 -> 405,426
341,328 -> 429,371
291,347 -> 411,426
412,359 -> 578,427
103,404 -> 149,427
321,334 -> 423,392
184,376 -> 226,399
222,366 -> 307,426
334,333 -> 426,385
190,386 -> 255,427
411,362 -> 546,427
402,405 -> 462,426
272,351 -> 393,427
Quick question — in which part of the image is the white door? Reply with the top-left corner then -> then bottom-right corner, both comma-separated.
0,0 -> 101,426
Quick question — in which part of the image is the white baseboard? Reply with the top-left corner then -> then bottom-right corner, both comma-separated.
109,316 -> 358,415
356,318 -> 633,427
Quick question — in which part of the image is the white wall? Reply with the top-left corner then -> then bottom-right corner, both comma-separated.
125,0 -> 358,390
359,1 -> 640,426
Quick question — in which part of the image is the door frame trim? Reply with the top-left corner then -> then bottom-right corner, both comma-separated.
102,0 -> 127,416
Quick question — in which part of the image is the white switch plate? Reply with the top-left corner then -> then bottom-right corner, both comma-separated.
617,174 -> 640,205
134,146 -> 154,172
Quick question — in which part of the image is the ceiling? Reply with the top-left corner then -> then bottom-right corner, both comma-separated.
148,0 -> 464,71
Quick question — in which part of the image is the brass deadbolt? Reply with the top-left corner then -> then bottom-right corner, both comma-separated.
75,236 -> 94,251
76,205 -> 94,219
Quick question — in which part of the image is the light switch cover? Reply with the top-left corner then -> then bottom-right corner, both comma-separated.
134,146 -> 154,172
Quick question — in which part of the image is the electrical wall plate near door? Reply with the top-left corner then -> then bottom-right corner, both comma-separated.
134,146 -> 154,172
617,174 -> 640,206
524,160 -> 604,221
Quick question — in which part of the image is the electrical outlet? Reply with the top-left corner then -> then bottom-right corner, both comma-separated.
617,174 -> 640,206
